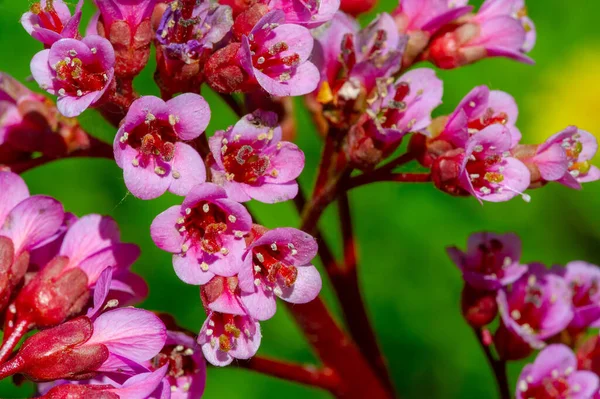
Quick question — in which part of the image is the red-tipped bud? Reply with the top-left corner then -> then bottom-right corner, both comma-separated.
431,149 -> 469,196
205,43 -> 250,93
340,0 -> 377,17
461,285 -> 498,328
0,237 -> 29,312
493,323 -> 533,361
6,317 -> 108,381
426,23 -> 482,70
233,4 -> 269,40
13,256 -> 90,328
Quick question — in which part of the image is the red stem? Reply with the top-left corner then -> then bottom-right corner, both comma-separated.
0,318 -> 30,365
218,93 -> 245,118
0,355 -> 24,380
346,172 -> 431,191
472,327 -> 510,399
284,298 -> 392,398
238,356 -> 341,392
336,192 -> 395,394
8,137 -> 114,174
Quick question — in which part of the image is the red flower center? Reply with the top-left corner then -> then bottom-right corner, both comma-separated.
153,343 -> 198,380
467,109 -> 508,131
126,117 -> 178,162
177,201 -> 228,254
474,238 -> 506,278
522,376 -> 571,399
253,244 -> 298,287
31,0 -> 64,34
55,57 -> 108,97
250,36 -> 300,81
221,143 -> 271,183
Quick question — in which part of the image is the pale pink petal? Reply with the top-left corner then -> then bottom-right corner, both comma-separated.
150,206 -> 185,253
167,93 -> 211,140
243,181 -> 298,203
0,172 -> 29,225
277,264 -> 322,303
60,215 -> 120,266
168,142 -> 206,197
87,308 -> 167,363
240,286 -> 277,321
1,195 -> 64,254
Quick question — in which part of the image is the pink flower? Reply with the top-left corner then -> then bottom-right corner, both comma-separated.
440,85 -> 522,148
30,36 -> 116,117
318,12 -> 406,95
238,226 -> 321,321
433,124 -> 531,202
497,263 -> 573,349
202,276 -> 247,316
447,232 -> 527,290
515,344 -> 599,399
363,68 -> 443,145
40,365 -> 169,399
392,0 -> 472,34
198,311 -> 261,366
208,110 -> 304,203
3,299 -> 167,381
113,94 -> 210,200
11,215 -> 144,328
151,330 -> 207,398
238,10 -> 320,96
427,0 -> 535,68
267,0 -> 340,27
532,126 -> 600,189
0,73 -> 90,165
0,172 -> 64,311
150,183 -> 252,285
563,261 -> 600,330
21,0 -> 83,46
0,172 -> 65,257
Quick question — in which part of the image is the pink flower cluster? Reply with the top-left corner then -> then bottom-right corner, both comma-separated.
449,232 -> 600,398
1,0 -> 598,397
0,172 -> 207,398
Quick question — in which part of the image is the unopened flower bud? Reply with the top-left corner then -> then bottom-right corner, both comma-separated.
0,237 -> 30,312
232,4 -> 269,41
461,285 -> 498,327
13,256 -> 90,328
431,149 -> 469,196
339,0 -> 377,17
3,317 -> 108,381
205,43 -> 249,93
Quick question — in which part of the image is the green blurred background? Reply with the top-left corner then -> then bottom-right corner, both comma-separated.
2,0 -> 600,397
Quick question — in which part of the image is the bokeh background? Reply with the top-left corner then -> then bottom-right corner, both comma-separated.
2,0 -> 600,397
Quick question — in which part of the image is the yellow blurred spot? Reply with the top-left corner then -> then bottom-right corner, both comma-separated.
316,81 -> 334,104
526,47 -> 600,166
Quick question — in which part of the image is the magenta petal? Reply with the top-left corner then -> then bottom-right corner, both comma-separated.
265,142 -> 305,183
56,91 -> 99,117
528,344 -> 576,382
181,183 -> 227,209
173,248 -> 215,285
267,24 -> 314,63
30,50 -> 55,92
169,142 -> 207,197
1,195 -> 64,254
60,214 -> 120,266
580,165 -> 600,183
78,243 -> 140,284
123,158 -> 171,200
198,315 -> 233,367
533,143 -> 568,181
167,93 -> 211,140
228,318 -> 261,360
208,287 -> 247,315
87,308 -> 167,363
113,364 -> 169,399
87,267 -> 113,319
151,206 -> 185,253
568,371 -> 599,399
122,96 -> 169,132
243,181 -> 298,203
215,179 -> 253,203
488,90 -> 519,124
254,62 -> 320,97
241,287 -> 277,321
278,264 -> 322,304
0,172 -> 29,226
